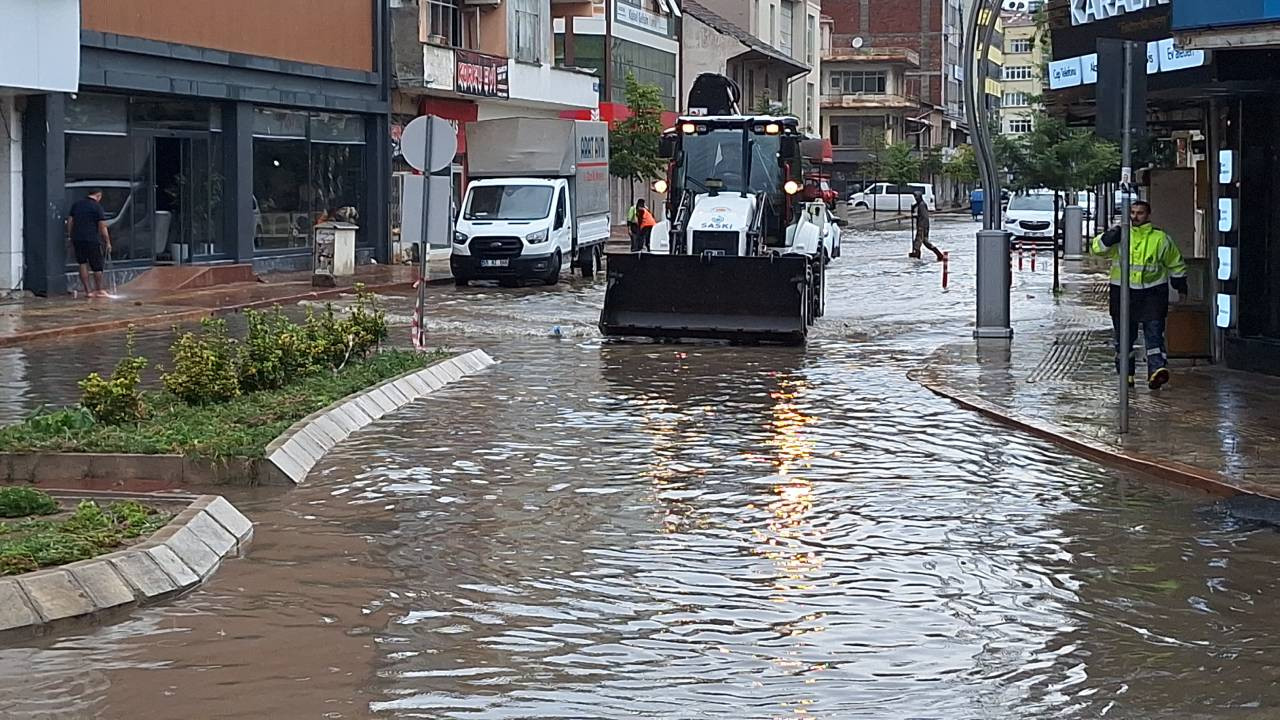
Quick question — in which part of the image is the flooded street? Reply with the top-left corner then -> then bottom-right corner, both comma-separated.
4,219 -> 1280,719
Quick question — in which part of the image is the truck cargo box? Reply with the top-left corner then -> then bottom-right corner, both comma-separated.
466,118 -> 610,221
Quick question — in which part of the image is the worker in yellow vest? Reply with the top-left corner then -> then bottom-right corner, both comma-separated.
1091,200 -> 1188,390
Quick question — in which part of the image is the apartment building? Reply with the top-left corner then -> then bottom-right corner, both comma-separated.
999,11 -> 1041,135
390,0 -> 599,254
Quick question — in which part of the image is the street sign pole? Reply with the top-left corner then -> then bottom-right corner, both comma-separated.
416,118 -> 434,350
1117,42 -> 1134,433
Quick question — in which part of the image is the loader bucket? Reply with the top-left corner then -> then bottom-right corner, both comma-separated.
599,253 -> 811,345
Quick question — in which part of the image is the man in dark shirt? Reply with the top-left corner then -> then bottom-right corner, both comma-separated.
66,190 -> 112,298
909,189 -> 945,261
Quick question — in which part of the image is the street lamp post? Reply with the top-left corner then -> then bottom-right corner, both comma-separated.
963,0 -> 1013,340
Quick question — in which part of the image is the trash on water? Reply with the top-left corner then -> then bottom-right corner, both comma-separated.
550,325 -> 563,337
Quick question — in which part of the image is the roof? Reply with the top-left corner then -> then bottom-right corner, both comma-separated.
684,0 -> 811,77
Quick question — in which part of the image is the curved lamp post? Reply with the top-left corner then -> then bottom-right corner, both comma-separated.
963,0 -> 1013,339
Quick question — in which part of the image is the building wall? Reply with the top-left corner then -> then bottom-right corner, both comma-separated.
682,15 -> 743,79
81,0 -> 376,71
999,18 -> 1040,133
0,0 -> 80,93
0,97 -> 21,292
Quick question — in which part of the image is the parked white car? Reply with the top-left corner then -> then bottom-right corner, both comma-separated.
848,182 -> 936,212
1003,190 -> 1084,248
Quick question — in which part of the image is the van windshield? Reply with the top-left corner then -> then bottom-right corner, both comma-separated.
464,186 -> 553,221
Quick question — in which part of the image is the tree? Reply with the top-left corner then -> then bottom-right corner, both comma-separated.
882,142 -> 922,186
944,144 -> 981,186
1003,113 -> 1118,192
610,73 -> 666,203
920,146 -> 945,181
861,127 -> 888,182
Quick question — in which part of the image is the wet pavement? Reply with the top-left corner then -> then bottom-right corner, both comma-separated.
915,276 -> 1280,499
4,220 -> 1280,719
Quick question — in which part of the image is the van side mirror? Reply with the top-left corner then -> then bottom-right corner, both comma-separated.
658,135 -> 677,159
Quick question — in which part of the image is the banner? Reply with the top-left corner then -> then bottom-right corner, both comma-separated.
455,50 -> 509,99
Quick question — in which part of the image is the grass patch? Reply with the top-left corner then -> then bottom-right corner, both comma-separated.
0,486 -> 60,518
0,349 -> 446,460
0,490 -> 172,575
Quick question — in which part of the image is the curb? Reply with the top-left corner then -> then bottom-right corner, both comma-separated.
909,370 -> 1266,500
0,275 -> 452,349
0,491 -> 252,638
264,349 -> 496,484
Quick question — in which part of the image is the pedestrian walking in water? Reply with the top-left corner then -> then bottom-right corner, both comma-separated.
634,199 -> 656,252
66,188 -> 113,298
909,190 -> 944,261
1092,200 -> 1188,390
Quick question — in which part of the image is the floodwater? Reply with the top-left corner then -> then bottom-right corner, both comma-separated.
2,220 -> 1280,719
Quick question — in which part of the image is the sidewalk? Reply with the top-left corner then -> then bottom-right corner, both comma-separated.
0,259 -> 452,348
912,277 -> 1280,500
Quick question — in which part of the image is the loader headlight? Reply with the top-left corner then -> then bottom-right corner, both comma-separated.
681,122 -> 697,134
653,179 -> 669,194
784,180 -> 801,195
765,123 -> 781,135
453,231 -> 468,244
526,229 -> 549,243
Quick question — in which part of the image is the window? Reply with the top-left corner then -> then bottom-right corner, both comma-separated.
1003,91 -> 1030,107
831,118 -> 881,147
779,1 -> 794,56
829,70 -> 887,95
424,0 -> 462,47
806,82 -> 815,128
1003,65 -> 1033,81
770,4 -> 777,46
807,14 -> 816,65
1008,38 -> 1033,54
512,0 -> 543,64
1007,117 -> 1034,134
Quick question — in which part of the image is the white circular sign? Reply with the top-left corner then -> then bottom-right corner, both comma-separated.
402,115 -> 458,173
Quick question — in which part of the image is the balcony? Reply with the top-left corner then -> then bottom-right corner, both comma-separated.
823,40 -> 920,67
822,93 -> 921,110
0,0 -> 79,93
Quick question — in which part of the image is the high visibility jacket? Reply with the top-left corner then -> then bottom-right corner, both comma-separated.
1091,223 -> 1187,290
626,205 -> 638,224
639,208 -> 656,229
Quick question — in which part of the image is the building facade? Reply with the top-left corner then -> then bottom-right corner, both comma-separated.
392,0 -> 598,257
999,11 -> 1041,135
1172,0 -> 1280,376
20,0 -> 395,296
0,0 -> 81,293
682,1 -> 811,118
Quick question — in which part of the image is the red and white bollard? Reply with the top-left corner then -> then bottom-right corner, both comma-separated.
1030,247 -> 1037,272
942,252 -> 950,289
1017,241 -> 1024,271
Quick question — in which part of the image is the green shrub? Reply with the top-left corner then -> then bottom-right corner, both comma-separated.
162,317 -> 241,404
300,303 -> 352,371
0,487 -> 59,518
78,330 -> 148,425
239,308 -> 301,392
344,286 -> 388,358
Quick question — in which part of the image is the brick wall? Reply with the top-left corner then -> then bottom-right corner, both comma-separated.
825,0 -> 948,107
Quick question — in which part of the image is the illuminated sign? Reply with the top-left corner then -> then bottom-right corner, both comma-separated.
1072,0 -> 1170,26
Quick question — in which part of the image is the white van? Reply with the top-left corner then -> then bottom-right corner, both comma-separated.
848,182 -> 936,212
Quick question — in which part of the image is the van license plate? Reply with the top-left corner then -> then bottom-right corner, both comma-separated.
480,259 -> 508,267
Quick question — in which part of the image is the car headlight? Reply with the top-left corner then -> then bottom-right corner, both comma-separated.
526,229 -> 549,243
453,231 -> 468,244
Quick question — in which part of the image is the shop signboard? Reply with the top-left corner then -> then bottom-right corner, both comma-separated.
1173,0 -> 1280,30
455,50 -> 509,99
615,1 -> 671,36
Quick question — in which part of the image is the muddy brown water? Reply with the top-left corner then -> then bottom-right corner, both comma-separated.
1,222 -> 1278,719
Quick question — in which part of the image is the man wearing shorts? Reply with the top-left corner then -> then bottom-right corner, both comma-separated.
66,189 -> 112,297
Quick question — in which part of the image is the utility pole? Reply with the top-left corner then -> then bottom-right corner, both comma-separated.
1116,41 -> 1135,433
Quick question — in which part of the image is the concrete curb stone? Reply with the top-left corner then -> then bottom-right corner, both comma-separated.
18,570 -> 96,622
0,580 -> 40,631
263,349 -> 496,486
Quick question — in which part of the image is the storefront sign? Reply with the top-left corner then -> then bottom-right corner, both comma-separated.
1218,246 -> 1238,281
1173,0 -> 1280,31
1219,150 -> 1236,183
1049,57 -> 1084,89
1072,0 -> 1170,27
455,50 -> 509,99
615,2 -> 670,35
1219,197 -> 1237,232
1217,293 -> 1237,328
1081,53 -> 1100,83
1157,38 -> 1207,71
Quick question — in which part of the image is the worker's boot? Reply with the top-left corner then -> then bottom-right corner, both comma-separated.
1148,367 -> 1170,390
933,249 -> 945,262
908,250 -> 921,259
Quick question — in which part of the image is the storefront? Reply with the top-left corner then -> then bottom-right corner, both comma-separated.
23,0 -> 390,295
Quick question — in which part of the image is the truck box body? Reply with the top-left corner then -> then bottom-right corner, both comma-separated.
466,118 -> 610,242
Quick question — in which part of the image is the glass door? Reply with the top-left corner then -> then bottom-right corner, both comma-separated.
147,131 -> 225,264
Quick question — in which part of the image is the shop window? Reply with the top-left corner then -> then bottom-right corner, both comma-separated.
65,94 -> 127,134
252,108 -> 368,252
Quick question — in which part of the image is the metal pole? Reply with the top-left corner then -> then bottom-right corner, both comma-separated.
415,117 -> 434,350
1117,42 -> 1134,433
1053,190 -> 1061,293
